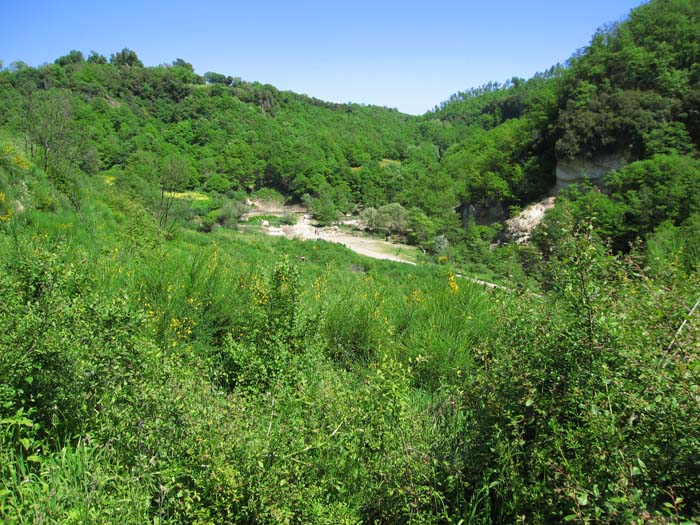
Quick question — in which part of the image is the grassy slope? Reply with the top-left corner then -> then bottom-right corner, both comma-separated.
0,153 -> 494,522
2,102 -> 699,524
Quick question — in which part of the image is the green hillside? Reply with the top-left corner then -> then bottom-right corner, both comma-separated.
1,0 -> 699,522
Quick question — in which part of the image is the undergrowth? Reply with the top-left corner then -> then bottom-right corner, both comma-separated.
1,154 -> 699,524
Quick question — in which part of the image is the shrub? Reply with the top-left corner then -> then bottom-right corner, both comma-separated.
213,255 -> 309,392
431,229 -> 700,522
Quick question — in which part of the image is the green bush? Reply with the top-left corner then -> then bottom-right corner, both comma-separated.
318,275 -> 389,367
431,230 -> 700,522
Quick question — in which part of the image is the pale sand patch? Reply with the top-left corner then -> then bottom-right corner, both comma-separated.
264,214 -> 417,264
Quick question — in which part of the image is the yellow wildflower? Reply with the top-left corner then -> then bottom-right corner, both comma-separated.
447,270 -> 459,294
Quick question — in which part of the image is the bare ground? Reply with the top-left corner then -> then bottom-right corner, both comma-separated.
264,214 -> 418,264
244,201 -> 507,290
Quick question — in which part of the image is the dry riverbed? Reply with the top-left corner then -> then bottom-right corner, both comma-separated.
264,214 -> 419,264
243,201 -> 418,264
244,201 -> 508,290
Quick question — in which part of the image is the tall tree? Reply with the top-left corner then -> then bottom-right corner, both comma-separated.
86,51 -> 107,64
158,154 -> 190,235
54,50 -> 85,67
25,88 -> 74,178
110,48 -> 143,68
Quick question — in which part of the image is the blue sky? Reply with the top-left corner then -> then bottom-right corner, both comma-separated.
2,1 -> 645,114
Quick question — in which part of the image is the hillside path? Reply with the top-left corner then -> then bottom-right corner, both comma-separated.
264,214 -> 417,264
246,202 -> 508,290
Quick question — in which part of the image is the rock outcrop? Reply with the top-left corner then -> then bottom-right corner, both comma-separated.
502,196 -> 556,244
501,152 -> 628,244
555,152 -> 628,193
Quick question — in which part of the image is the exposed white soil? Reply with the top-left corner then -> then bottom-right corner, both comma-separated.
265,214 -> 416,264
503,196 -> 557,244
244,201 -> 508,290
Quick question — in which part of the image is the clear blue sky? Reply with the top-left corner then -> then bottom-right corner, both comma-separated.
2,0 -> 645,114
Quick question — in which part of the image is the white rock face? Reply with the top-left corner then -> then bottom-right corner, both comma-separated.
503,196 -> 557,244
500,153 -> 628,244
555,153 -> 627,192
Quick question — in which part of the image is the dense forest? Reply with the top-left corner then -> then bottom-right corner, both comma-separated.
1,0 -> 699,522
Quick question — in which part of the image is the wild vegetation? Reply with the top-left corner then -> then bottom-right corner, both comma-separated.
1,0 -> 699,523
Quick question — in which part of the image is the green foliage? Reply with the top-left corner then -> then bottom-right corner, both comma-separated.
360,202 -> 409,234
318,274 -> 389,367
110,48 -> 143,68
250,188 -> 284,205
205,172 -> 233,193
303,190 -> 340,226
2,165 -> 700,523
1,440 -> 156,523
555,0 -> 700,159
217,198 -> 247,227
536,154 -> 700,254
605,154 -> 700,243
555,85 -> 679,159
405,206 -> 438,246
532,184 -> 626,256
431,231 -> 700,522
54,50 -> 85,67
1,3 -> 700,521
157,154 -> 191,235
205,255 -> 310,392
86,51 -> 107,65
647,213 -> 700,273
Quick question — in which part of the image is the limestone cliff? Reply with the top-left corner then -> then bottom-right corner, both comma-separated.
502,153 -> 627,244
554,152 -> 628,193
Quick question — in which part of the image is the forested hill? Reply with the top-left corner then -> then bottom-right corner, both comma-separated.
423,0 -> 700,258
0,53 -> 420,205
1,0 -> 699,264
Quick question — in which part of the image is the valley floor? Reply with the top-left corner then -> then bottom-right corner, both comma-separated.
242,200 -> 420,264
263,213 -> 419,264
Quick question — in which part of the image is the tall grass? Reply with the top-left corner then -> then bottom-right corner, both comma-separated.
1,161 -> 699,523
1,441 -> 156,524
